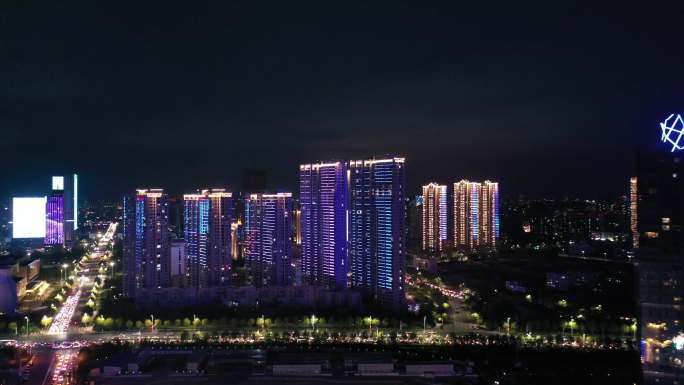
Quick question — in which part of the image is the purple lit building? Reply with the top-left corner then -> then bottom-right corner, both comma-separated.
244,193 -> 293,287
299,161 -> 348,290
45,195 -> 64,246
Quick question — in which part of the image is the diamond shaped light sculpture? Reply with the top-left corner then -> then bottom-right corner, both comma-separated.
660,113 -> 684,152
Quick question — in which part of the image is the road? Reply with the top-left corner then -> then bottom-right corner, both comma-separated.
19,222 -> 118,385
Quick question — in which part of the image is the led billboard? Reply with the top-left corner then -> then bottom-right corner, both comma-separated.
52,176 -> 64,191
12,197 -> 47,239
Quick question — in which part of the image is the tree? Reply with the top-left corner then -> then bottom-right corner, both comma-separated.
41,315 -> 53,328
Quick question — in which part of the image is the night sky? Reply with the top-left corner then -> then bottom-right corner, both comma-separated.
2,1 -> 683,202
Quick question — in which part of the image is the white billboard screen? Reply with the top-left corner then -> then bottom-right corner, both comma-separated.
52,176 -> 64,191
12,197 -> 47,239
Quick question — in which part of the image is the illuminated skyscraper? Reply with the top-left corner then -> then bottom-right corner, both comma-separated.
453,180 -> 500,249
630,176 -> 639,249
421,183 -> 447,252
244,193 -> 293,287
45,194 -> 64,246
122,189 -> 170,298
299,161 -> 348,289
479,180 -> 500,247
49,174 -> 77,243
453,180 -> 480,249
349,157 -> 406,309
184,189 -> 233,288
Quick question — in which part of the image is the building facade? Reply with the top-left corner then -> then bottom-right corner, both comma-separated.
453,179 -> 500,249
183,189 -> 232,288
479,180 -> 500,247
299,161 -> 348,289
421,183 -> 447,253
349,157 -> 406,310
453,180 -> 480,249
633,142 -> 684,382
244,193 -> 293,287
45,194 -> 65,246
122,189 -> 170,298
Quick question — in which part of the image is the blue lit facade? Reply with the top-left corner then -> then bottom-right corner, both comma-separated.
421,183 -> 447,252
184,194 -> 210,288
453,180 -> 500,249
184,189 -> 233,288
349,157 -> 406,310
480,181 -> 500,247
299,161 -> 348,289
122,189 -> 170,298
453,180 -> 479,249
244,193 -> 293,287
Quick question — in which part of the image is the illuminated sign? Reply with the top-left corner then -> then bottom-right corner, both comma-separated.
674,332 -> 684,351
52,176 -> 64,191
12,197 -> 47,239
660,114 -> 684,152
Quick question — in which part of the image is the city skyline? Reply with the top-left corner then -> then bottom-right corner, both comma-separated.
0,3 -> 682,384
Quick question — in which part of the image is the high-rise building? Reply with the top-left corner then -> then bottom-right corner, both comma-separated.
244,193 -> 293,287
453,180 -> 500,249
421,183 -> 447,252
349,157 -> 406,310
299,161 -> 349,289
45,194 -> 64,246
479,180 -> 500,247
49,175 -> 77,243
170,239 -> 187,287
183,189 -> 233,288
630,176 -> 639,249
453,180 -> 480,249
634,117 -> 684,384
45,177 -> 66,246
122,189 -> 170,298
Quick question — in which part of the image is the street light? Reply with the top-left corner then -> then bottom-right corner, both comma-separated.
109,261 -> 115,279
24,316 -> 29,336
62,263 -> 69,283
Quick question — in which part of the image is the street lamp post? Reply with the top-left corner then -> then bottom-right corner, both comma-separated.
109,261 -> 115,279
24,316 -> 29,336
